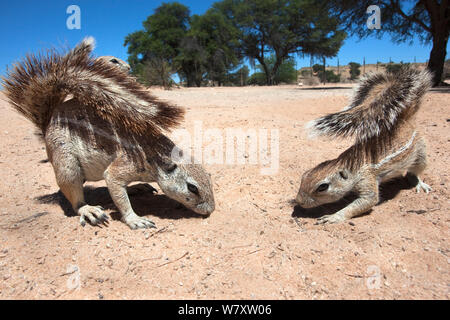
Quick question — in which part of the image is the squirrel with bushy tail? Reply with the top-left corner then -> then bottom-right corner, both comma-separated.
2,37 -> 215,229
296,67 -> 433,224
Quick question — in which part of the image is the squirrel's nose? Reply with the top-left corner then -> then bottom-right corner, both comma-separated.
196,201 -> 214,217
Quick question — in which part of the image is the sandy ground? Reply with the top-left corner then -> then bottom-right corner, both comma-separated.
0,84 -> 448,300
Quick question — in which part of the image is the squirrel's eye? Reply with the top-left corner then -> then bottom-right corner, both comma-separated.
110,58 -> 119,64
316,184 -> 329,192
187,183 -> 199,195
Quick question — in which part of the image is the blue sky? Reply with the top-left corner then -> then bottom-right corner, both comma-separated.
1,0 -> 448,79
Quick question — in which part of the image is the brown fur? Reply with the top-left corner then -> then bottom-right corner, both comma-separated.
1,37 -> 184,155
1,37 -> 215,230
308,67 -> 432,171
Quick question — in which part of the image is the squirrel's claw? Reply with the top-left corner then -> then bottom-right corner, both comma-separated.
123,215 -> 156,230
316,213 -> 346,225
416,180 -> 432,194
79,205 -> 109,227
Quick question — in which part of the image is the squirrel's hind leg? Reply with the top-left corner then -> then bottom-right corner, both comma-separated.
406,171 -> 432,194
51,150 -> 109,226
406,139 -> 432,194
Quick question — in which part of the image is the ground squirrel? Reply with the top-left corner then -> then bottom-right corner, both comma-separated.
1,37 -> 215,229
296,67 -> 432,224
96,55 -> 131,73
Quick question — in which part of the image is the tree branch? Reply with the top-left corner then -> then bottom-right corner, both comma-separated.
390,0 -> 431,32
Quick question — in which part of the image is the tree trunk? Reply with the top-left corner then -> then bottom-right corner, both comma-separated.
427,30 -> 448,86
423,0 -> 449,87
269,56 -> 284,86
186,74 -> 194,87
256,57 -> 271,86
264,66 -> 272,85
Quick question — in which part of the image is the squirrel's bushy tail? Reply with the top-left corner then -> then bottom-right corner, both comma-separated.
307,67 -> 432,142
1,37 -> 184,137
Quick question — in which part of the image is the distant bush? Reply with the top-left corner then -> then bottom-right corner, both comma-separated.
275,58 -> 297,84
312,64 -> 325,73
142,57 -> 175,89
386,62 -> 410,74
349,62 -> 361,80
325,70 -> 340,83
312,64 -> 340,83
247,72 -> 266,86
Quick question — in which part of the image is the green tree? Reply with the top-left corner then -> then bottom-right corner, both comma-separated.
274,57 -> 298,84
175,36 -> 207,87
124,2 -> 190,82
386,62 -> 411,74
349,62 -> 361,80
312,64 -> 340,83
312,64 -> 325,73
329,0 -> 449,86
125,2 -> 242,87
215,0 -> 346,85
248,55 -> 298,85
247,72 -> 267,86
324,70 -> 341,83
188,9 -> 241,86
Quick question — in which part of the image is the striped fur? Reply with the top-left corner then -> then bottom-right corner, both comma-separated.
306,67 -> 432,170
1,37 -> 184,145
307,67 -> 432,142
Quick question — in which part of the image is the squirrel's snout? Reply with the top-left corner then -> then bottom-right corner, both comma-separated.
296,191 -> 315,208
295,191 -> 306,205
194,201 -> 215,217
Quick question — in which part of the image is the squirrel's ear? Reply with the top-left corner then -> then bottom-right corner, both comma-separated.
159,156 -> 178,173
339,170 -> 349,180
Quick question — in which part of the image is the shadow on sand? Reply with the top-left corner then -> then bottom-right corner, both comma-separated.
35,183 -> 203,222
429,86 -> 450,93
297,86 -> 352,91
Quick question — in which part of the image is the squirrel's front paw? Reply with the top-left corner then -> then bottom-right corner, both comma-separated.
78,205 -> 109,227
123,214 -> 156,230
316,213 -> 346,225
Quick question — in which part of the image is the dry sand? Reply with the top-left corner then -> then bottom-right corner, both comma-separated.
0,84 -> 448,299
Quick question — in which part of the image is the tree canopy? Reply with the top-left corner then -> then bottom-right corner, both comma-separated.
187,9 -> 241,86
213,0 -> 346,85
124,0 -> 347,87
328,0 -> 449,86
124,2 -> 190,86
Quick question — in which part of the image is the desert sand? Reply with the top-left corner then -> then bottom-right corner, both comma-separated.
0,84 -> 448,299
